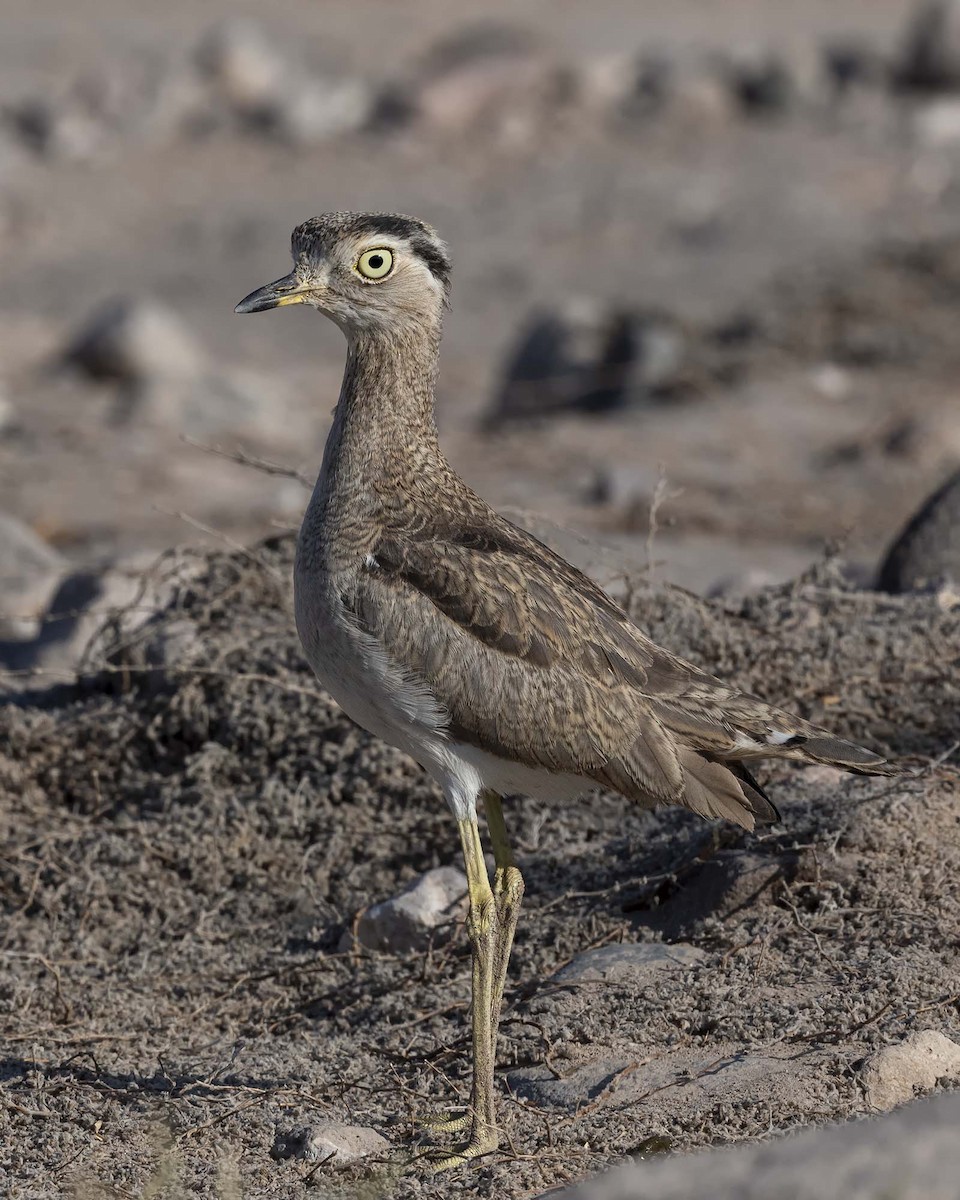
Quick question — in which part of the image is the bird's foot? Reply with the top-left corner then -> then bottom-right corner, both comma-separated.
418,1108 -> 471,1135
423,1123 -> 499,1173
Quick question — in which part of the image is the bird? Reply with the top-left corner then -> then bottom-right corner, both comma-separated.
235,212 -> 893,1170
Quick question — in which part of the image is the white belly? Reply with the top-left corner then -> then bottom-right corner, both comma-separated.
294,567 -> 446,761
294,563 -> 591,818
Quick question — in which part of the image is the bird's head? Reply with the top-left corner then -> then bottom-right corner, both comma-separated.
235,212 -> 451,336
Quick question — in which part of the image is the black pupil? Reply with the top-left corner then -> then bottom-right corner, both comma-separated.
368,254 -> 383,270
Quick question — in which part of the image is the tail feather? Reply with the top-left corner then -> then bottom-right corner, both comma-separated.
797,734 -> 893,774
678,748 -> 780,832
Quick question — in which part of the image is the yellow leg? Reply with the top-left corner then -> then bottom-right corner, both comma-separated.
484,792 -> 524,1053
428,817 -> 501,1171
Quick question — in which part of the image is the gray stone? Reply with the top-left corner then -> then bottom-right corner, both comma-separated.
716,47 -> 794,113
271,77 -> 374,144
9,96 -> 107,161
487,301 -> 686,426
511,1046 -> 796,1116
895,1 -> 960,92
2,551 -> 204,685
913,96 -> 960,144
271,1122 -> 388,1166
508,1056 -> 636,1113
64,297 -> 205,386
0,515 -> 66,643
552,942 -> 706,985
128,368 -> 281,436
352,865 -> 468,953
408,23 -> 562,142
540,1091 -> 960,1199
861,1030 -> 960,1111
0,386 -> 14,435
194,20 -> 289,114
877,468 -> 960,592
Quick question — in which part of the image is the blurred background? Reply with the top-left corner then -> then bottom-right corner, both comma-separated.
3,0 -> 960,671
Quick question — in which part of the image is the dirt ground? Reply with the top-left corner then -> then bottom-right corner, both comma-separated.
1,538 -> 958,1199
3,1 -> 960,1197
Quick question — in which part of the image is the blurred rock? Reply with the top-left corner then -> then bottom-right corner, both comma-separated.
572,54 -> 651,117
486,301 -> 686,427
913,97 -> 960,145
716,47 -> 794,114
895,1 -> 960,92
877,468 -> 960,592
129,368 -> 283,436
405,23 -> 567,142
573,53 -> 675,123
587,465 -> 658,516
543,1092 -> 960,1199
552,942 -> 705,985
707,567 -> 785,600
861,1030 -> 960,1111
0,516 -> 66,642
271,1122 -> 388,1165
508,1055 -> 639,1113
0,552 -> 202,686
0,386 -> 13,435
194,19 -> 289,115
350,866 -> 468,953
9,96 -> 107,162
64,298 -> 205,386
822,38 -> 888,99
668,70 -> 739,126
808,362 -> 852,402
270,77 -> 374,144
192,20 -> 372,143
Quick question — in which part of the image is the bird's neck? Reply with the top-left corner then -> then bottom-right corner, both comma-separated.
318,321 -> 447,513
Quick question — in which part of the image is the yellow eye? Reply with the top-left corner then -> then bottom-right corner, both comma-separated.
356,248 -> 394,280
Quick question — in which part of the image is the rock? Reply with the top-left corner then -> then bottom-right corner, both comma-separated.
511,1046 -> 798,1116
540,1091 -> 960,1199
64,298 -> 205,386
706,568 -> 786,600
0,516 -> 66,643
861,1030 -> 960,1111
1,551 -> 204,686
808,362 -> 852,402
191,20 -> 371,143
0,385 -> 14,434
508,1056 -> 637,1113
573,53 -> 673,122
351,866 -> 468,953
271,1122 -> 388,1166
9,96 -> 107,161
716,47 -> 794,114
913,97 -> 960,145
876,468 -> 960,592
270,77 -> 374,144
408,23 -> 565,140
486,301 -> 685,426
194,19 -> 289,115
668,70 -> 738,126
895,1 -> 960,92
586,465 -> 658,516
552,942 -> 705,985
128,368 -> 282,436
822,38 -> 887,99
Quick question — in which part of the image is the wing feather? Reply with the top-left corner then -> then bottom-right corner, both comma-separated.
354,508 -> 890,822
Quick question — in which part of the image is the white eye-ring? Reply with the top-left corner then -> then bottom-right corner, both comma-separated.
356,248 -> 394,281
